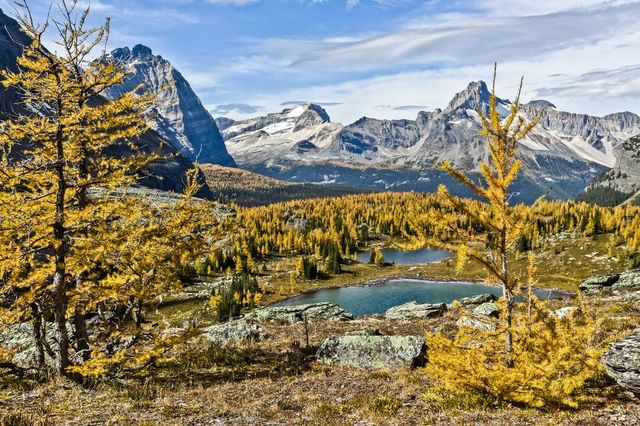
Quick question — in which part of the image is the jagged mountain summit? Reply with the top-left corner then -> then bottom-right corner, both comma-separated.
218,82 -> 640,202
103,45 -> 235,166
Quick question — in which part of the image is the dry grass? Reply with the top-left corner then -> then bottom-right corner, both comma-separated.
2,297 -> 639,425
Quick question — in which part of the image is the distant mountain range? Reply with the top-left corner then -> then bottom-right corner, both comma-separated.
216,82 -> 640,202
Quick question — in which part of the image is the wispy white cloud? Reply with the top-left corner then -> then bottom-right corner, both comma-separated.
260,2 -> 640,72
536,64 -> 640,99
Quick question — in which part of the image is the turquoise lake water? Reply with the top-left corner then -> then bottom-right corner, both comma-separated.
274,279 -> 567,317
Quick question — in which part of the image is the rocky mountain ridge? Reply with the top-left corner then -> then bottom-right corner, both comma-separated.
218,82 -> 640,201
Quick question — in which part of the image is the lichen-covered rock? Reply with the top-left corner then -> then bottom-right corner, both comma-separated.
456,293 -> 498,306
579,273 -> 620,292
614,270 -> 640,290
603,329 -> 640,395
456,316 -> 497,331
245,303 -> 354,324
473,302 -> 499,318
579,270 -> 640,292
316,335 -> 425,369
384,302 -> 447,320
0,322 -> 62,367
202,319 -> 266,344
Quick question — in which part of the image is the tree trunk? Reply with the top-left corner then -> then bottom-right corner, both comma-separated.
73,311 -> 91,362
52,99 -> 71,375
30,303 -> 45,368
501,225 -> 514,368
52,266 -> 70,374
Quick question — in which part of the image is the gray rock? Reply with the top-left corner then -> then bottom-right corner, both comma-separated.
603,329 -> 640,395
202,319 -> 266,345
579,270 -> 640,292
245,303 -> 354,324
473,302 -> 500,318
384,302 -> 447,320
456,293 -> 498,306
345,329 -> 382,336
316,335 -> 425,369
579,273 -> 620,292
456,316 -> 497,331
614,270 -> 640,290
284,215 -> 313,232
550,307 -> 577,319
0,322 -> 64,367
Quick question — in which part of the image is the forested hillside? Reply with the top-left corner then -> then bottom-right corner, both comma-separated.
201,164 -> 368,206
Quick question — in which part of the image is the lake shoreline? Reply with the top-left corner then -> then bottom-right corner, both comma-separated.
269,273 -> 576,308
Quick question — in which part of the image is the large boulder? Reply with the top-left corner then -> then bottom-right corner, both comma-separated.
579,273 -> 620,292
384,302 -> 447,320
0,322 -> 63,367
316,335 -> 426,369
245,303 -> 354,324
456,315 -> 497,331
202,319 -> 266,345
603,329 -> 640,395
456,293 -> 498,306
579,270 -> 640,293
614,270 -> 640,290
473,302 -> 500,318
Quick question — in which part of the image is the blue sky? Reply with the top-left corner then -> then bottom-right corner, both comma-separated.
12,0 -> 640,123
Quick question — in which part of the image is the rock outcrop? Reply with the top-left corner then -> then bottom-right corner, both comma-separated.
603,329 -> 640,395
384,302 -> 447,320
473,302 -> 500,318
456,316 -> 497,331
0,322 -> 60,366
245,303 -> 354,324
579,270 -> 640,292
316,335 -> 426,369
202,319 -> 266,345
582,135 -> 640,204
456,293 -> 498,306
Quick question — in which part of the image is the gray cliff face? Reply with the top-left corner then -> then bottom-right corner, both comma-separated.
584,135 -> 640,201
103,45 -> 235,166
0,9 -> 33,119
0,12 -> 213,197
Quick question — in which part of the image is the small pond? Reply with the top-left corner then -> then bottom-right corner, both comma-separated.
274,279 -> 569,317
356,247 -> 450,265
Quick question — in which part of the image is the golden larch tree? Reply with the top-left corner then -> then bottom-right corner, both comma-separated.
0,0 -> 156,375
420,64 -> 540,365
